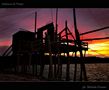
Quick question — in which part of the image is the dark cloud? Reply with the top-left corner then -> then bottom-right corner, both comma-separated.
0,8 -> 109,46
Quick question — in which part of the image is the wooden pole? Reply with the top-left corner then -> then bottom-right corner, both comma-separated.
65,21 -> 70,81
74,51 -> 77,81
39,54 -> 44,78
38,32 -> 45,79
16,54 -> 20,73
73,8 -> 87,81
54,53 -> 57,79
53,8 -> 58,80
56,8 -> 58,34
35,53 -> 38,76
35,12 -> 37,33
48,35 -> 53,80
56,35 -> 62,80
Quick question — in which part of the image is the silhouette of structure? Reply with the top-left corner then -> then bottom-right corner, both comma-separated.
1,8 -> 109,81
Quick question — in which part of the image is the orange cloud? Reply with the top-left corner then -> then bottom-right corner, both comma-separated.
87,40 -> 109,57
0,40 -> 11,46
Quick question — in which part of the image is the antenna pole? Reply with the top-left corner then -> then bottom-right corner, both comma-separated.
56,8 -> 58,34
65,20 -> 70,81
73,8 -> 79,41
73,8 -> 87,81
35,12 -> 37,33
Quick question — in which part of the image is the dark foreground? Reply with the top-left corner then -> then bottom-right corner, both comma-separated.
0,56 -> 109,81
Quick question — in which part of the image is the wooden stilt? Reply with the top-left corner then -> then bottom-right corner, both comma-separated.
74,51 -> 77,81
54,53 -> 57,79
56,53 -> 62,80
79,51 -> 87,81
73,8 -> 87,81
16,54 -> 20,73
56,35 -> 62,80
39,54 -> 44,78
35,54 -> 38,76
28,53 -> 31,74
65,21 -> 70,81
32,54 -> 35,76
48,35 -> 53,80
60,59 -> 62,80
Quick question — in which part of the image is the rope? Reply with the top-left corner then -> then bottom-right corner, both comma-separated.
88,9 -> 109,37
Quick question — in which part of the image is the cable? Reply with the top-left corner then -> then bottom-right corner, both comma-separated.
0,12 -> 36,44
0,11 -> 37,35
88,9 -> 109,37
0,9 -> 37,19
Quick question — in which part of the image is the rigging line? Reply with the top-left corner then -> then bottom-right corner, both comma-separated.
79,9 -> 109,36
0,11 -> 38,33
0,10 -> 37,19
80,26 -> 109,36
0,11 -> 39,39
0,13 -> 34,26
0,21 -> 34,33
88,9 -> 108,37
71,8 -> 78,39
56,8 -> 58,34
13,12 -> 36,22
90,10 -> 109,36
35,11 -> 37,33
11,11 -> 36,23
0,12 -> 33,23
67,27 -> 75,40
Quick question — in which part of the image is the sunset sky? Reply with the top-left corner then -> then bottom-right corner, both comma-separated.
0,8 -> 109,57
